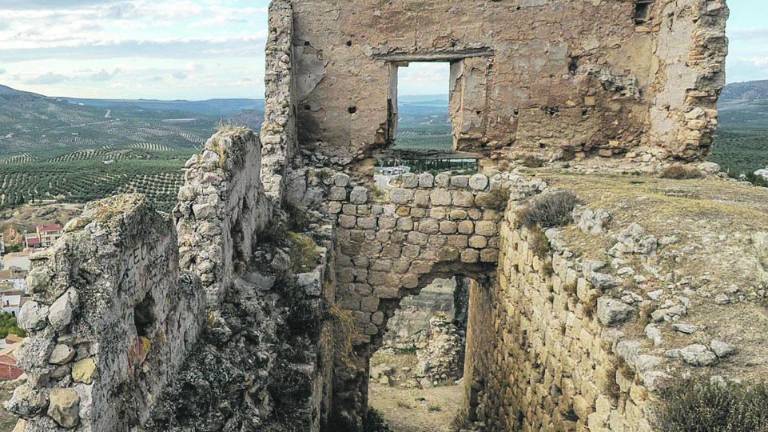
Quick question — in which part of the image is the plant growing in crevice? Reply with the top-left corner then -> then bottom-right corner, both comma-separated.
287,231 -> 321,273
485,185 -> 512,211
328,303 -> 358,368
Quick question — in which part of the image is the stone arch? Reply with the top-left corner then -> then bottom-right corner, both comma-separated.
326,170 -> 508,430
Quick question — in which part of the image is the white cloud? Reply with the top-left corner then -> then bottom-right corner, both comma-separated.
25,72 -> 70,85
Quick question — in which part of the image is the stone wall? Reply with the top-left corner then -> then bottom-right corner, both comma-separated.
9,195 -> 205,431
291,0 -> 728,162
461,192 -> 655,431
324,170 -> 514,429
175,128 -> 273,307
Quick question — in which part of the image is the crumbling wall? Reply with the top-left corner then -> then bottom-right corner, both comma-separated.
321,170 -> 511,429
9,195 -> 205,431
291,0 -> 728,163
260,0 -> 298,200
175,129 -> 273,306
649,0 -> 729,159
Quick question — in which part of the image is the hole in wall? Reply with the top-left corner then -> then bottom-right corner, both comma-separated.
368,277 -> 471,430
348,106 -> 357,114
134,292 -> 156,337
568,57 -> 579,75
346,40 -> 353,47
634,0 -> 654,24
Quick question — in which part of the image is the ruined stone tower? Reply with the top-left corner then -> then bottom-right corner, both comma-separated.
11,2 -> 766,432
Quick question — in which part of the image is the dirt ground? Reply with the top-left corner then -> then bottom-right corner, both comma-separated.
0,389 -> 16,432
369,382 -> 464,432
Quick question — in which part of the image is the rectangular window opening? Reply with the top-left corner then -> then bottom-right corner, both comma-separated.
391,62 -> 452,153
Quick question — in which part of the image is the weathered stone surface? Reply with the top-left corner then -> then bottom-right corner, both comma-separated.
597,297 -> 635,326
679,344 -> 718,367
18,301 -> 49,332
49,344 -> 75,365
48,288 -> 79,331
47,388 -> 80,428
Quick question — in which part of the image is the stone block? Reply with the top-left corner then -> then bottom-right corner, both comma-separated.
48,388 -> 80,428
350,186 -> 368,204
401,173 -> 418,188
452,191 -> 475,207
439,220 -> 458,234
361,296 -> 380,312
430,207 -> 447,219
458,220 -> 475,235
480,248 -> 499,262
357,217 -> 377,230
333,173 -> 350,186
413,190 -> 431,207
450,175 -> 470,188
418,219 -> 440,234
390,188 -> 413,204
469,235 -> 488,249
430,189 -> 452,206
469,174 -> 489,191
379,217 -> 396,230
396,217 -> 414,231
435,173 -> 451,187
339,215 -> 357,229
475,221 -> 498,236
395,242 -> 419,258
407,231 -> 429,246
450,209 -> 468,220
418,173 -> 434,188
461,249 -> 480,263
447,235 -> 469,248
329,186 -> 347,201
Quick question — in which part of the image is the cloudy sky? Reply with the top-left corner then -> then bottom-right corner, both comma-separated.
0,0 -> 764,100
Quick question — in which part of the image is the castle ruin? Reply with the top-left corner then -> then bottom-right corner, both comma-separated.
10,1 -> 768,432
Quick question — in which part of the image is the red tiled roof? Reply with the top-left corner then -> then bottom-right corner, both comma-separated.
5,335 -> 22,344
26,238 -> 41,246
37,224 -> 62,233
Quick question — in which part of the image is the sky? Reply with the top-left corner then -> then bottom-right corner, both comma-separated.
0,0 -> 764,100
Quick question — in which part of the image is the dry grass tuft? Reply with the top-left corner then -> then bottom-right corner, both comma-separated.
660,164 -> 704,180
655,377 -> 768,432
329,303 -> 358,367
287,232 -> 321,273
516,190 -> 579,229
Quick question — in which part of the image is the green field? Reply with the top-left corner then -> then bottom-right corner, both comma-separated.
710,97 -> 768,185
0,85 -> 262,213
0,156 -> 190,212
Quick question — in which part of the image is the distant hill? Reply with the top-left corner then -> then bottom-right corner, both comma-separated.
64,97 -> 264,117
711,80 -> 768,184
0,84 -> 264,156
720,80 -> 768,103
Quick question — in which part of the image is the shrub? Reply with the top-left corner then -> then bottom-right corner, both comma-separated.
528,226 -> 551,259
655,377 -> 768,432
516,190 -> 579,229
363,409 -> 392,432
485,185 -> 511,211
520,155 -> 545,168
660,164 -> 704,179
286,232 -> 321,273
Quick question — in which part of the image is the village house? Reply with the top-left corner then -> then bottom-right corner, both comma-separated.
23,223 -> 63,249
